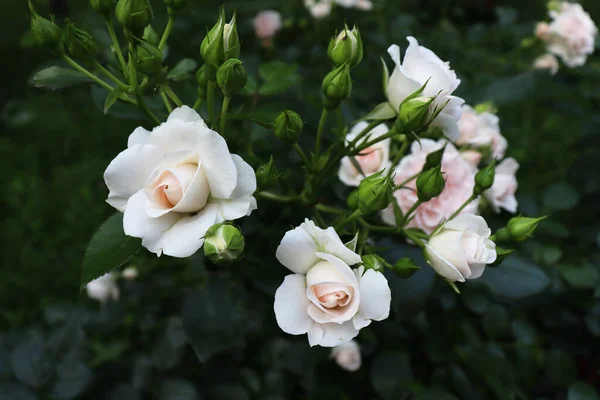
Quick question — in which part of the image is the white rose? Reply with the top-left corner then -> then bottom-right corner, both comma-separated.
335,0 -> 372,10
86,273 -> 119,302
104,106 -> 257,258
425,214 -> 496,282
253,10 -> 282,40
304,0 -> 332,18
338,122 -> 391,187
546,2 -> 598,67
456,105 -> 507,160
274,219 -> 391,347
485,157 -> 519,213
331,340 -> 362,372
533,53 -> 560,75
386,37 -> 464,141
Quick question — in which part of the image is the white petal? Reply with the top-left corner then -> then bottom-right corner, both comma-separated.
158,204 -> 219,258
496,157 -> 520,175
469,263 -> 486,280
315,252 -> 359,289
302,222 -> 362,266
386,66 -> 422,113
230,154 -> 257,198
446,214 -> 491,238
167,106 -> 206,124
104,145 -> 163,212
274,274 -> 312,335
276,225 -> 320,275
355,268 -> 391,324
425,243 -> 467,283
402,36 -> 422,68
308,321 -> 359,347
196,129 -> 238,199
387,44 -> 402,67
123,190 -> 179,255
402,60 -> 452,95
149,119 -> 204,153
128,127 -> 151,147
430,113 -> 460,142
213,196 -> 257,221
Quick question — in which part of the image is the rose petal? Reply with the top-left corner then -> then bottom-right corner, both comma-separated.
158,204 -> 219,257
274,274 -> 312,335
213,196 -> 257,221
430,113 -> 461,142
354,267 -> 391,325
230,154 -> 257,198
104,145 -> 164,212
167,106 -> 206,124
128,127 -> 151,147
196,130 -> 238,199
445,214 -> 491,238
307,321 -> 359,347
425,243 -> 467,283
276,224 -> 320,275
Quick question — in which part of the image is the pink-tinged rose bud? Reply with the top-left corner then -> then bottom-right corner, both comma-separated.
381,139 -> 479,235
331,340 -> 362,371
485,157 -> 519,213
534,53 -> 559,75
253,10 -> 282,47
425,214 -> 497,282
536,22 -> 551,41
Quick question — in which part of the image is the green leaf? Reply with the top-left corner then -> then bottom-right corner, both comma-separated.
542,181 -> 580,211
363,102 -> 396,121
370,351 -> 413,400
166,58 -> 198,81
561,264 -> 600,289
479,256 -> 550,299
568,382 -> 600,400
104,89 -> 123,114
258,61 -> 301,96
159,379 -> 199,400
81,212 -> 142,288
479,71 -> 537,105
31,66 -> 94,90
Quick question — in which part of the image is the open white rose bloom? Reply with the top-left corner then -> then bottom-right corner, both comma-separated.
386,37 -> 464,141
425,214 -> 497,282
104,106 -> 257,258
274,220 -> 391,347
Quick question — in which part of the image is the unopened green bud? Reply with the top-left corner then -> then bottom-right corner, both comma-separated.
116,0 -> 153,35
397,96 -> 433,133
357,170 -> 394,214
416,166 -> 445,202
474,161 -> 496,195
200,8 -> 239,69
506,216 -> 546,242
347,189 -> 359,211
90,0 -> 115,17
327,25 -> 363,67
273,110 -> 303,143
362,254 -> 387,273
63,20 -> 97,61
204,224 -> 245,264
256,156 -> 279,188
135,38 -> 163,75
143,25 -> 160,46
217,58 -> 247,97
28,1 -> 62,48
392,257 -> 420,278
423,144 -> 447,171
322,63 -> 352,109
223,13 -> 240,61
163,0 -> 190,11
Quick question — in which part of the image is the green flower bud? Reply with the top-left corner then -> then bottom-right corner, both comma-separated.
204,224 -> 245,264
273,110 -> 303,143
223,13 -> 241,61
322,63 -> 352,110
474,160 -> 496,195
506,216 -> 546,242
63,20 -> 97,61
396,96 -> 433,133
163,0 -> 190,11
200,8 -> 239,69
135,38 -> 163,75
256,156 -> 279,188
217,58 -> 247,97
327,25 -> 363,67
422,144 -> 447,172
416,166 -> 445,202
392,257 -> 420,278
116,0 -> 153,36
90,0 -> 115,17
347,189 -> 359,211
357,170 -> 394,214
361,254 -> 387,273
28,1 -> 62,48
143,25 -> 160,46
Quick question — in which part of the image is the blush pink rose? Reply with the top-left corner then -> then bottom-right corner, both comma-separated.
381,139 -> 479,234
534,53 -> 560,75
456,105 -> 507,160
253,10 -> 282,46
485,157 -> 519,213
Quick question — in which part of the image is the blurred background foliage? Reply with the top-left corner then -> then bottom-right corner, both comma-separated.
1,0 -> 600,399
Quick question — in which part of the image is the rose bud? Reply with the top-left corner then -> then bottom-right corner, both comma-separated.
327,25 -> 363,67
217,58 -> 247,97
135,38 -> 163,75
116,0 -> 153,36
347,188 -> 359,211
91,0 -> 115,17
200,8 -> 239,71
425,214 -> 496,282
28,1 -> 62,48
506,216 -> 546,242
63,20 -> 97,62
474,160 -> 496,195
273,110 -> 303,143
322,63 -> 352,109
361,254 -> 387,273
357,170 -> 394,214
143,25 -> 160,46
331,341 -> 362,372
422,143 -> 447,171
256,156 -> 279,188
416,166 -> 445,202
396,96 -> 434,134
204,224 -> 246,264
392,257 -> 420,278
